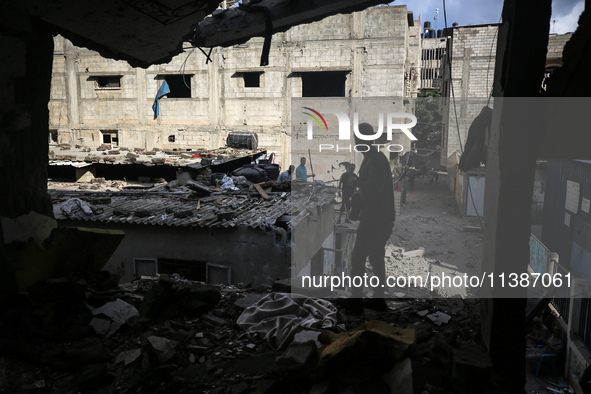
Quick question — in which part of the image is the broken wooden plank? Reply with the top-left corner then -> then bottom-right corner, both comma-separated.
254,184 -> 270,200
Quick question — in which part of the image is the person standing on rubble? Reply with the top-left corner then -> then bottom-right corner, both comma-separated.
295,157 -> 308,182
337,163 -> 358,224
277,165 -> 295,182
344,122 -> 395,313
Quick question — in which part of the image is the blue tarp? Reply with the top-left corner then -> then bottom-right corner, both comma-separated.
152,80 -> 170,117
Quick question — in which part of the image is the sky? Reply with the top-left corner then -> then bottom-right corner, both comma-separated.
393,0 -> 584,34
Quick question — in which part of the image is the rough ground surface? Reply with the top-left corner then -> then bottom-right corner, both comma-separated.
358,173 -> 484,298
0,274 -> 486,394
0,174 -> 495,393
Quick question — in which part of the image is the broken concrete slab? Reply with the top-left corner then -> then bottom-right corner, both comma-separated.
139,274 -> 221,319
146,336 -> 178,353
92,298 -> 139,325
426,311 -> 452,326
383,358 -> 413,394
316,320 -> 415,385
90,317 -> 113,336
276,342 -> 318,370
0,211 -> 57,246
202,312 -> 229,326
233,293 -> 266,310
293,330 -> 321,347
402,247 -> 426,258
0,227 -> 124,296
115,348 -> 142,366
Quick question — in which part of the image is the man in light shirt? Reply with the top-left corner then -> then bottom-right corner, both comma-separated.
277,165 -> 295,182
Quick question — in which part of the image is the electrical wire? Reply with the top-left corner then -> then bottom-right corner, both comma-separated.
486,15 -> 503,107
179,47 -> 196,90
443,0 -> 484,229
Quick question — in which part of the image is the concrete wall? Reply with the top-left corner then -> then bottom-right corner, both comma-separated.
49,5 -> 422,170
58,220 -> 289,286
440,24 -> 499,168
420,37 -> 447,90
547,33 -> 573,63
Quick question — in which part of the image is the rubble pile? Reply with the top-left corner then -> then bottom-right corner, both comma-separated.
0,271 -> 489,393
49,146 -> 262,169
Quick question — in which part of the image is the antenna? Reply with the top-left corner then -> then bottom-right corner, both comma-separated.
434,8 -> 439,32
552,19 -> 557,34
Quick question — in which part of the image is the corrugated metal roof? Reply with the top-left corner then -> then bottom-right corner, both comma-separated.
52,184 -> 337,231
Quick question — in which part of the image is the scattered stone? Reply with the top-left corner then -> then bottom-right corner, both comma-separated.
383,358 -> 413,394
113,208 -> 131,216
402,247 -> 426,258
202,312 -> 229,326
139,274 -> 221,319
426,311 -> 452,326
233,293 -> 266,310
276,342 -> 318,370
173,210 -> 193,219
115,349 -> 142,366
127,151 -> 139,158
293,330 -> 321,347
90,197 -> 111,205
317,320 -> 415,385
134,210 -> 151,218
91,177 -> 106,183
84,155 -> 100,163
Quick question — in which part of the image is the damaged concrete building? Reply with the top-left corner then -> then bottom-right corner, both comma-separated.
2,0 -> 591,392
48,5 -> 422,169
440,25 -> 573,217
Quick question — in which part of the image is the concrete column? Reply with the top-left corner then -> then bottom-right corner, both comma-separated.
481,0 -> 552,391
0,23 -> 54,220
136,67 -> 147,124
352,47 -> 364,97
282,42 -> 292,167
208,48 -> 221,127
64,39 -> 80,126
352,10 -> 365,39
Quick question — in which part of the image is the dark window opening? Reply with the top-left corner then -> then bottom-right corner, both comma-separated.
159,258 -> 206,282
168,135 -> 176,143
160,75 -> 192,98
301,71 -> 348,97
49,130 -> 58,143
101,130 -> 119,146
95,76 -> 121,88
243,72 -> 261,88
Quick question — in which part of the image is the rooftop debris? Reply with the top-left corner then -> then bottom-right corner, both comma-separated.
0,272 -> 484,393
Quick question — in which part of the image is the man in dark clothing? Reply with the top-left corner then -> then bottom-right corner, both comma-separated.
345,123 -> 396,313
337,163 -> 358,224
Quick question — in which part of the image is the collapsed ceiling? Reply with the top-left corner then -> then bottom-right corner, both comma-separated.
19,0 -> 388,68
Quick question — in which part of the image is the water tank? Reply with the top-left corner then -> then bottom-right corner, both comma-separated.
231,165 -> 268,183
226,131 -> 258,150
437,29 -> 443,38
429,30 -> 436,38
258,163 -> 280,180
424,21 -> 431,30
